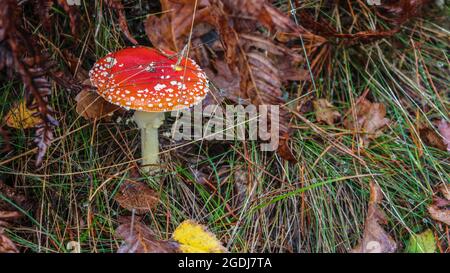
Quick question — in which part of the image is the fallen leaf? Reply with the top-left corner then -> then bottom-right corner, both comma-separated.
4,100 -> 41,129
427,184 -> 450,226
0,229 -> 19,253
427,201 -> 450,226
438,183 -> 450,201
172,220 -> 227,253
352,182 -> 397,253
75,88 -> 122,121
313,99 -> 341,125
0,180 -> 30,223
0,180 -> 24,254
344,97 -> 390,146
277,133 -> 297,162
418,124 -> 448,152
405,229 -> 436,253
0,211 -> 21,253
116,221 -> 179,253
114,180 -> 159,214
436,119 -> 450,152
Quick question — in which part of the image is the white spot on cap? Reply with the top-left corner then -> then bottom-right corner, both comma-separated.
104,57 -> 117,69
154,84 -> 167,91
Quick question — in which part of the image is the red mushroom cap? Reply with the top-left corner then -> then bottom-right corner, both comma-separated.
89,46 -> 209,112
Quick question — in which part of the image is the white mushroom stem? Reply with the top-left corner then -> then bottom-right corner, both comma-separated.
133,111 -> 165,172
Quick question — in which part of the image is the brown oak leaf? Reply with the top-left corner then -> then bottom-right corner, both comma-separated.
344,97 -> 390,146
313,99 -> 341,125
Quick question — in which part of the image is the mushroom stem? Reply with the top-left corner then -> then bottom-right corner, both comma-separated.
133,111 -> 165,172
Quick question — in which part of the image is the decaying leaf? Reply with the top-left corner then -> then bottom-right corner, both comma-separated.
75,88 -> 122,121
436,119 -> 450,152
114,180 -> 159,214
116,221 -> 179,253
344,97 -> 390,146
4,100 -> 41,129
352,182 -> 397,253
418,123 -> 448,152
313,99 -> 341,125
0,213 -> 20,253
172,220 -> 227,253
438,183 -> 450,201
0,180 -> 26,253
405,229 -> 436,253
0,180 -> 31,218
427,184 -> 450,226
377,0 -> 431,24
427,200 -> 450,226
277,133 -> 297,162
0,229 -> 19,253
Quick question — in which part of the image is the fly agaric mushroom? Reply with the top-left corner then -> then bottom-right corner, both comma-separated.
89,46 -> 209,172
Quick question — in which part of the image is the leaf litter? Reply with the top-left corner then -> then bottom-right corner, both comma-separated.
0,0 -> 448,254
352,182 -> 397,253
116,219 -> 226,253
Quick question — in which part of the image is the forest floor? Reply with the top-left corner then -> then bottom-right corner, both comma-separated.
0,0 -> 449,253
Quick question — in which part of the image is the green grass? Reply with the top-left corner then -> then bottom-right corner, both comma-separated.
0,1 -> 449,253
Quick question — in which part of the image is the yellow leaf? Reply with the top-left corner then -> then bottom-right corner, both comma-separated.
172,220 -> 227,253
4,100 -> 41,129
